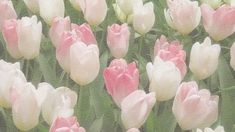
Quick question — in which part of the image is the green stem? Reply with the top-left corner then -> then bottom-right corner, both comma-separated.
25,60 -> 30,80
59,71 -> 66,85
138,36 -> 145,55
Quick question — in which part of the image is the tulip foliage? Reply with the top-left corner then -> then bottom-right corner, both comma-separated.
0,0 -> 235,132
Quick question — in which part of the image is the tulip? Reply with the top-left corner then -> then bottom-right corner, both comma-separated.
230,42 -> 235,71
0,60 -> 26,108
224,0 -> 235,6
200,0 -> 221,9
0,0 -> 17,30
127,128 -> 140,132
107,23 -> 130,58
146,57 -> 181,101
201,4 -> 235,41
23,0 -> 39,13
40,83 -> 78,125
78,0 -> 107,25
70,41 -> 100,85
17,15 -> 42,60
133,1 -> 155,34
49,116 -> 86,132
103,59 -> 139,107
189,37 -> 220,80
173,81 -> 219,130
39,0 -> 65,25
72,23 -> 97,45
196,126 -> 225,132
121,90 -> 156,129
113,3 -> 127,23
49,16 -> 71,47
164,0 -> 201,35
154,35 -> 187,79
116,0 -> 142,15
69,0 -> 81,11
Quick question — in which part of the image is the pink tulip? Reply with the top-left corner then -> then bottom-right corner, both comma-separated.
71,23 -> 97,45
49,16 -> 71,47
154,35 -> 187,79
0,0 -> 17,30
103,59 -> 139,107
201,4 -> 235,41
107,23 -> 130,58
172,81 -> 219,130
49,117 -> 85,132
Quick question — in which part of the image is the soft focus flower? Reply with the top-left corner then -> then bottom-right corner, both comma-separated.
113,3 -> 127,23
154,35 -> 187,79
40,83 -> 78,125
49,116 -> 86,132
17,15 -> 42,60
133,1 -> 155,34
146,57 -> 181,101
0,0 -> 17,30
201,4 -> 235,41
116,0 -> 142,15
230,42 -> 235,71
172,81 -> 219,130
224,0 -> 235,6
49,16 -> 71,47
200,0 -> 221,9
23,0 -> 39,13
69,0 -> 81,11
196,126 -> 225,132
164,0 -> 201,35
39,0 -> 65,25
103,59 -> 139,107
70,41 -> 100,85
107,23 -> 130,58
127,128 -> 140,132
0,60 -> 26,108
121,90 -> 156,129
78,0 -> 107,25
189,37 -> 221,80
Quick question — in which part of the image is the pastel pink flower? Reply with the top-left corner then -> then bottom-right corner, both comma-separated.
154,35 -> 187,79
49,16 -> 71,47
107,23 -> 130,58
49,116 -> 85,132
172,81 -> 219,130
201,4 -> 235,41
103,59 -> 139,107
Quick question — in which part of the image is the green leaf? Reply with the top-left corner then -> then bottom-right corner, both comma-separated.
88,117 -> 103,132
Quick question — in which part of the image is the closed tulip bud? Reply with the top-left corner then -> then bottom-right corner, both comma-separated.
40,83 -> 78,125
230,42 -> 235,71
164,0 -> 201,35
72,23 -> 97,45
196,126 -> 225,132
49,16 -> 71,47
0,60 -> 26,108
39,0 -> 65,25
69,0 -> 81,11
200,0 -> 221,9
2,19 -> 22,59
70,41 -> 100,85
0,0 -> 17,30
189,37 -> 220,80
50,116 -> 86,132
23,0 -> 39,13
17,15 -> 42,60
201,4 -> 235,41
107,23 -> 130,58
133,2 -> 155,35
103,59 -> 139,107
116,0 -> 142,15
146,57 -> 181,101
154,35 -> 187,79
127,128 -> 140,132
79,0 -> 107,25
173,81 -> 219,130
121,90 -> 156,129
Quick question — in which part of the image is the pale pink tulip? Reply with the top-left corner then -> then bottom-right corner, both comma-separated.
127,128 -> 140,132
103,59 -> 139,107
173,81 -> 219,130
154,35 -> 187,79
72,23 -> 97,45
107,23 -> 130,58
49,16 -> 71,47
201,4 -> 235,41
50,116 -> 86,132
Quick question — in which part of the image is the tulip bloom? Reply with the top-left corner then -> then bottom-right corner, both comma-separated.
200,0 -> 221,9
230,42 -> 235,71
49,116 -> 86,132
154,35 -> 187,79
127,128 -> 140,132
196,126 -> 225,132
23,0 -> 39,13
133,1 -> 155,34
121,90 -> 156,129
164,0 -> 201,35
201,4 -> 235,41
49,16 -> 71,47
39,0 -> 65,25
103,59 -> 139,107
107,23 -> 130,58
116,0 -> 142,15
173,81 -> 219,130
189,37 -> 220,80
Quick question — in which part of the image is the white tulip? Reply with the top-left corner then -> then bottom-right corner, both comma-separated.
196,126 -> 225,132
